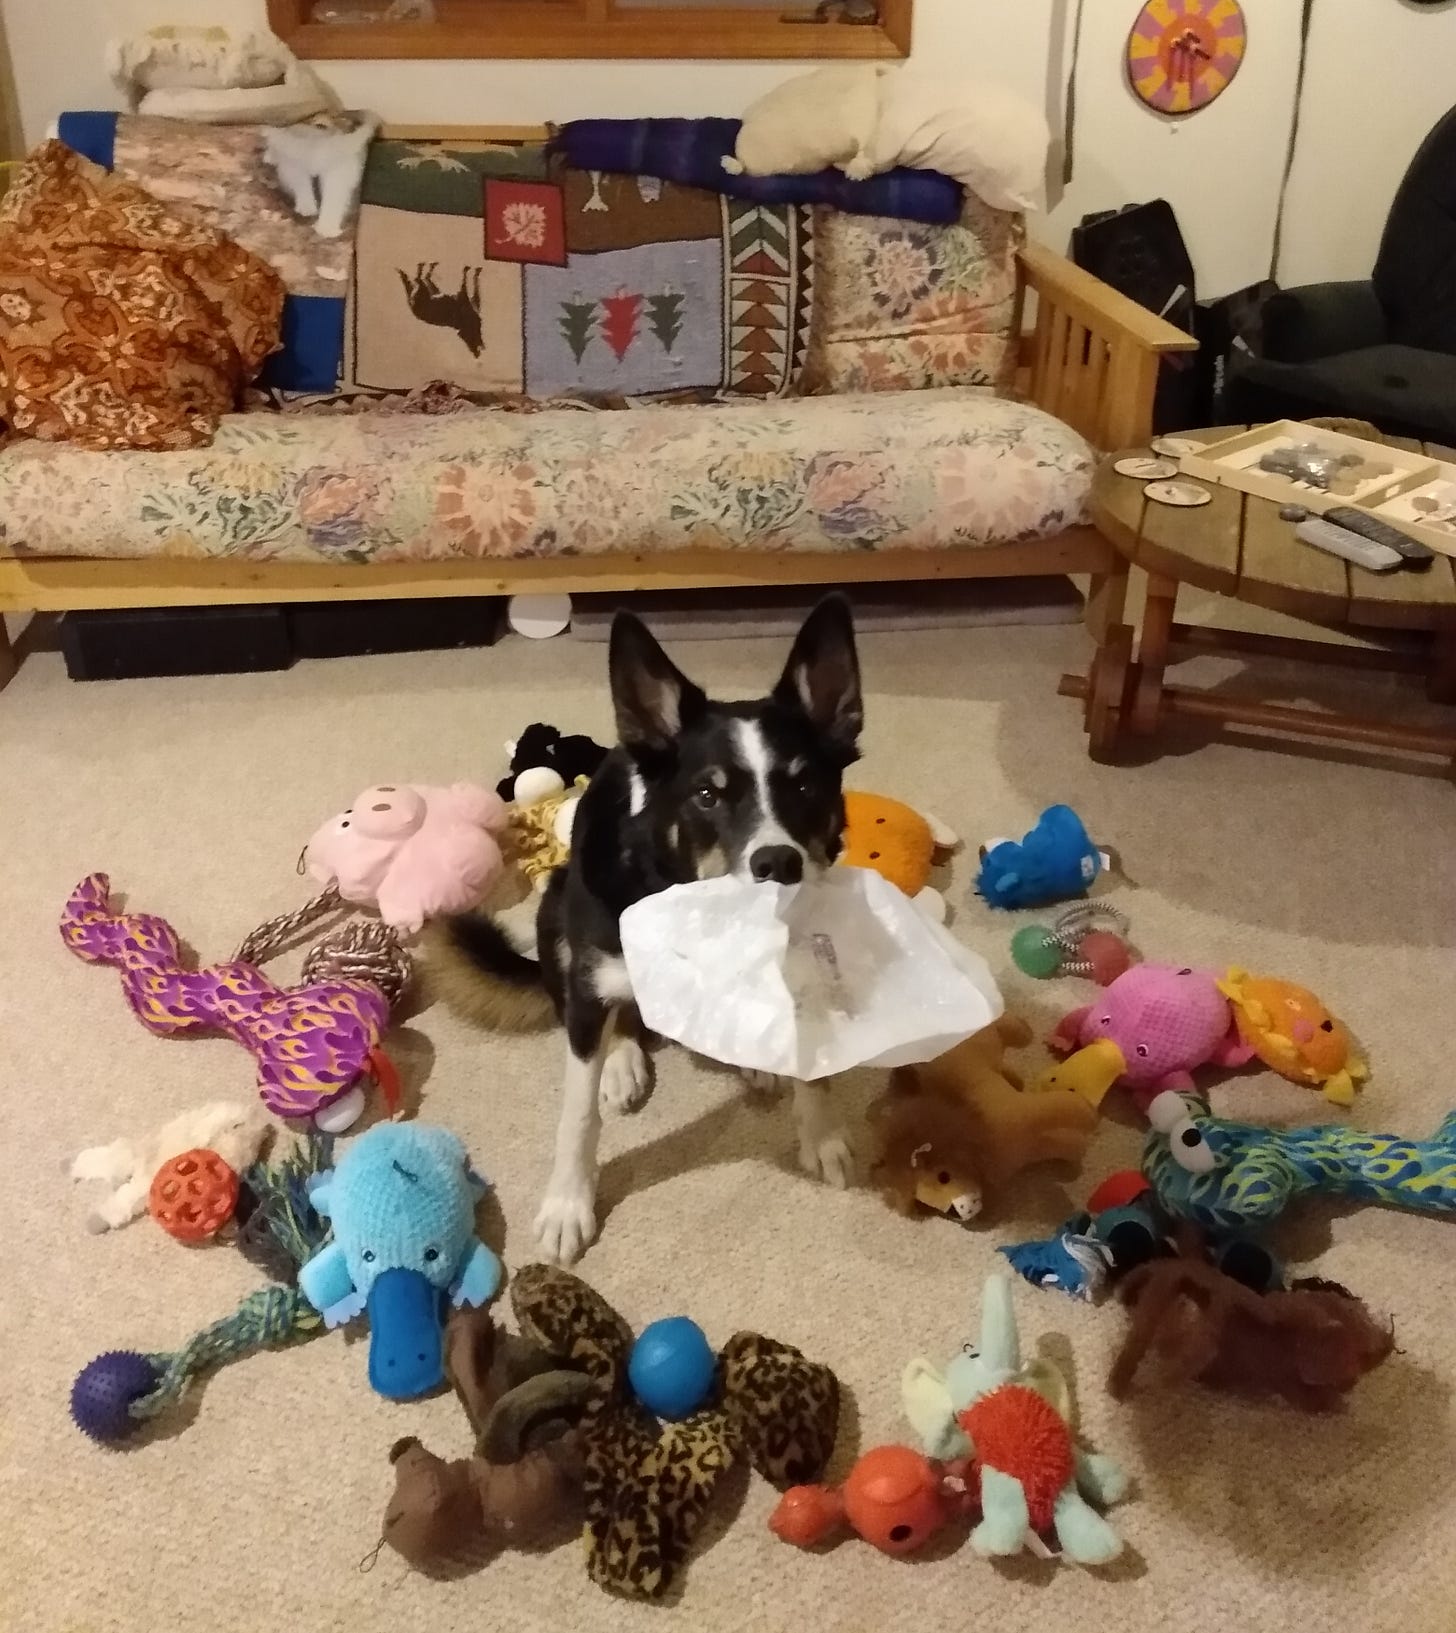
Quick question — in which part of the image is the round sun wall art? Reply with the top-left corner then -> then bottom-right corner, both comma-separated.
1127,0 -> 1247,117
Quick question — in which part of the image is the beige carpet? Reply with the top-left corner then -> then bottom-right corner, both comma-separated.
2,620 -> 1454,1633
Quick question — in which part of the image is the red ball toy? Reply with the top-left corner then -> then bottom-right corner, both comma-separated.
1078,929 -> 1133,986
148,1148 -> 240,1242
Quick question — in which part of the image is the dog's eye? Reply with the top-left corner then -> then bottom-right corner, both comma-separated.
692,785 -> 719,811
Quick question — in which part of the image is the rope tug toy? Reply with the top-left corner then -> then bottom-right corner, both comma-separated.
70,1137 -> 334,1443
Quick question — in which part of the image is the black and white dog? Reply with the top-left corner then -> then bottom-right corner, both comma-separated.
433,595 -> 864,1263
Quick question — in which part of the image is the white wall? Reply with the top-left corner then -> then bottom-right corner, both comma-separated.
5,0 -> 1455,298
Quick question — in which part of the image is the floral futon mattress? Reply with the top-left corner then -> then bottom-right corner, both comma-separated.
0,390 -> 1092,564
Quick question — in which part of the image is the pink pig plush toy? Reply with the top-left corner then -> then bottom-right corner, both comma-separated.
305,783 -> 508,934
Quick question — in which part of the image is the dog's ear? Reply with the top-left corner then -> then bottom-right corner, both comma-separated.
609,611 -> 706,754
774,594 -> 862,755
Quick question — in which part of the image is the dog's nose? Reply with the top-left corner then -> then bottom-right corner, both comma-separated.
749,845 -> 804,885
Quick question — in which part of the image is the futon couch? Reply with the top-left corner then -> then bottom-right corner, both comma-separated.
0,117 -> 1194,682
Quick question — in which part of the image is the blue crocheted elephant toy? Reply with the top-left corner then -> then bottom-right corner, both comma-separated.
298,1123 -> 503,1400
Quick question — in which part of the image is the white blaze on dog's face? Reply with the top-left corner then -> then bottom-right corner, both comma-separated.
607,596 -> 864,885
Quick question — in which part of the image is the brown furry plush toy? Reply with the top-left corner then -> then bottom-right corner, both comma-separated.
870,1014 -> 1096,1223
1108,1257 -> 1395,1412
381,1303 -> 590,1571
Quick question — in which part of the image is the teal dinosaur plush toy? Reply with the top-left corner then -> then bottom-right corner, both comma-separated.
1143,1090 -> 1456,1234
298,1123 -> 503,1400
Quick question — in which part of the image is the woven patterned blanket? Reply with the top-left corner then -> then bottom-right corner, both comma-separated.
346,139 -> 815,401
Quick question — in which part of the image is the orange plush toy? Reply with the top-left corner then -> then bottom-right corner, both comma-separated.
839,792 -> 958,922
870,1016 -> 1096,1223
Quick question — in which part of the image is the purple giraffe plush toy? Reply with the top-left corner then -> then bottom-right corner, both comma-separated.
60,874 -> 400,1131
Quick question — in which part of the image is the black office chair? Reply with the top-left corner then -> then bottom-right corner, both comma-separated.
1227,102 -> 1456,442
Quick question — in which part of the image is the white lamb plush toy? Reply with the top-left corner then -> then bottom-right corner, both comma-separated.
70,1100 -> 270,1233
722,64 -> 881,180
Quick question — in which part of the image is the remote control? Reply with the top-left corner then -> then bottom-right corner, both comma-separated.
1295,517 -> 1403,572
1324,505 -> 1435,568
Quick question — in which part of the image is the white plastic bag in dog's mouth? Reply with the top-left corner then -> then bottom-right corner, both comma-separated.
619,867 -> 1002,1081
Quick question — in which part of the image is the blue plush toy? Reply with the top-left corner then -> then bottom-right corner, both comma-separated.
1003,1163 -> 1291,1302
298,1123 -> 503,1400
999,1231 -> 1111,1302
976,805 -> 1108,911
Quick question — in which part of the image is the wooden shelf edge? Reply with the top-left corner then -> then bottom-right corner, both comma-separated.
272,8 -> 907,60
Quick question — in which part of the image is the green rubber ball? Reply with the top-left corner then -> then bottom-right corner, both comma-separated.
1011,924 -> 1062,978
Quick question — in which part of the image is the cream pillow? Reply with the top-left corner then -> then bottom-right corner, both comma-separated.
105,26 -> 337,126
723,64 -> 881,179
868,70 -> 1050,212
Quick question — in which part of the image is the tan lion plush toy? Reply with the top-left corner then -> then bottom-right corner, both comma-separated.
870,1015 -> 1096,1223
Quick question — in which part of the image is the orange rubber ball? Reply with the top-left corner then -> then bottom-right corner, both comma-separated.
148,1148 -> 240,1243
841,1445 -> 948,1556
839,793 -> 935,897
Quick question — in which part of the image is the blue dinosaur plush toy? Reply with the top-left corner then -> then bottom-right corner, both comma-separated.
298,1123 -> 503,1400
976,805 -> 1108,911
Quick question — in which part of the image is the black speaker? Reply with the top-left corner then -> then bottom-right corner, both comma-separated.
1070,200 -> 1201,432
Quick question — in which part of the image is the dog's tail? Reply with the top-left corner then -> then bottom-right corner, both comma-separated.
425,911 -> 555,1031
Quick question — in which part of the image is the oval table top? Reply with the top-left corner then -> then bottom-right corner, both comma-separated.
1091,426 -> 1456,632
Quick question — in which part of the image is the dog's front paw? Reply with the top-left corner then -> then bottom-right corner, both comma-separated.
600,1038 -> 653,1114
534,1186 -> 598,1265
800,1129 -> 854,1188
739,1067 -> 790,1103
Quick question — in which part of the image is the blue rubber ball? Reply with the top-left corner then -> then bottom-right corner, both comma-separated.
71,1350 -> 157,1443
628,1317 -> 717,1420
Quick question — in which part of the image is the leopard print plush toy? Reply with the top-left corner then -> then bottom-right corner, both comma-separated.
511,1264 -> 840,1598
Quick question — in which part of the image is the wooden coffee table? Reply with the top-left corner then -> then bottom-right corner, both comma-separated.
1063,426 -> 1456,770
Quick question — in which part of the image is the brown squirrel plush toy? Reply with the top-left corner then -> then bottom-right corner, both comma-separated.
870,1014 -> 1097,1223
1109,1253 -> 1394,1412
381,1303 -> 590,1570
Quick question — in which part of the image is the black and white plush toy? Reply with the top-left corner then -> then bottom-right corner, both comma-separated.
496,724 -> 610,805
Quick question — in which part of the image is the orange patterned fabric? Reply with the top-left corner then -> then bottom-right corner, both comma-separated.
0,141 -> 283,450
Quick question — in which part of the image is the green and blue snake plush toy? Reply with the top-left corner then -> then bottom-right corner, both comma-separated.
1143,1090 -> 1456,1234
